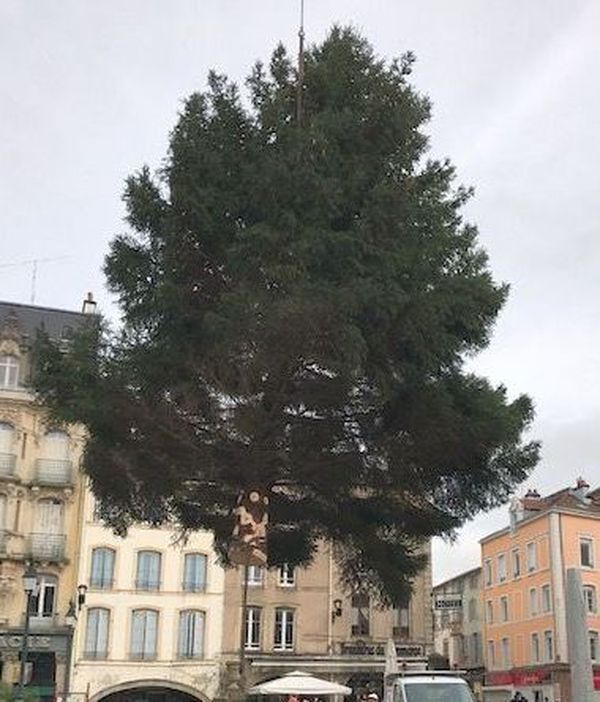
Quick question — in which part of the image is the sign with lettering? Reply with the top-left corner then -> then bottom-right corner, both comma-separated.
340,641 -> 424,658
434,593 -> 463,610
0,632 -> 68,654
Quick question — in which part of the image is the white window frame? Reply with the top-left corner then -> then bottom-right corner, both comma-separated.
531,632 -> 540,664
246,565 -> 264,586
591,631 -> 599,662
529,588 -> 538,617
84,607 -> 110,659
580,537 -> 595,568
500,595 -> 509,622
0,355 -> 19,388
501,637 -> 511,668
90,547 -> 115,589
484,559 -> 493,587
274,607 -> 295,651
278,563 -> 296,587
527,542 -> 538,572
182,553 -> 207,592
178,609 -> 205,659
512,548 -> 521,579
584,584 -> 597,614
497,554 -> 507,583
135,550 -> 161,591
130,609 -> 158,660
487,640 -> 496,669
541,584 -> 552,613
544,630 -> 554,663
29,574 -> 57,619
486,600 -> 494,625
244,606 -> 262,650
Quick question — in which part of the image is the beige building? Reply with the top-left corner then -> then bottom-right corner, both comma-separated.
70,487 -> 226,702
433,567 -> 484,696
220,541 -> 433,699
0,299 -> 92,701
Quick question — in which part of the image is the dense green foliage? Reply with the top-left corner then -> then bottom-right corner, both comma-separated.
35,28 -> 539,604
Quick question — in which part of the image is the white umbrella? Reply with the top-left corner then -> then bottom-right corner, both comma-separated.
249,670 -> 352,696
384,638 -> 398,676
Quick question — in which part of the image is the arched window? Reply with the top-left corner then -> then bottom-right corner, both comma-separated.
182,553 -> 207,592
29,574 -> 57,618
85,608 -> 110,659
0,355 -> 19,388
178,610 -> 205,659
90,548 -> 116,589
135,551 -> 161,590
130,609 -> 158,660
37,430 -> 71,484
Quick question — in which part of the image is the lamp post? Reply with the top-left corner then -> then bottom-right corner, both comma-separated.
64,584 -> 87,702
17,564 -> 38,701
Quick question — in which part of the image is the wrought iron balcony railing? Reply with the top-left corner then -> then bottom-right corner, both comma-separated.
0,453 -> 16,479
35,459 -> 73,486
28,533 -> 66,562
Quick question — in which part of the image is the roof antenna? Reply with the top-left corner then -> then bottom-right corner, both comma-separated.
296,0 -> 305,125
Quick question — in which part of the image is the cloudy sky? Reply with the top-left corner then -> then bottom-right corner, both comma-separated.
2,0 -> 599,583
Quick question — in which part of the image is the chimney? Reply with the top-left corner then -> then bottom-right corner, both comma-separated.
521,489 -> 543,514
572,477 -> 591,505
82,292 -> 97,315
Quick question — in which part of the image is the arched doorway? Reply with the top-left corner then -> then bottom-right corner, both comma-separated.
97,684 -> 204,702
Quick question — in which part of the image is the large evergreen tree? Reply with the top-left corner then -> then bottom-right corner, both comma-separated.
36,27 -> 539,604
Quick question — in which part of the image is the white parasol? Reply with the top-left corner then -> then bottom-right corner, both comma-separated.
249,670 -> 352,696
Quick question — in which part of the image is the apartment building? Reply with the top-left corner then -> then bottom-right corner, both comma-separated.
481,480 -> 600,702
433,567 -> 484,692
0,299 -> 92,700
220,541 -> 433,700
70,487 -> 226,702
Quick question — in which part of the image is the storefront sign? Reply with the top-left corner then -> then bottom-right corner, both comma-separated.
341,641 -> 424,657
0,632 -> 69,654
487,670 -> 551,687
434,593 -> 463,610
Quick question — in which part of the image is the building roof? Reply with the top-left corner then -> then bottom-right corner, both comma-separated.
433,565 -> 481,591
0,299 -> 87,342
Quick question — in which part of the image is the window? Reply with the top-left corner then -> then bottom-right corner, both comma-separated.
468,598 -> 477,622
42,430 -> 69,459
529,588 -> 538,616
0,493 -> 6,529
500,596 -> 509,622
584,584 -> 597,614
527,542 -> 538,572
178,610 -> 205,659
278,563 -> 296,587
498,554 -> 507,583
531,633 -> 540,663
541,584 -> 552,613
486,600 -> 494,624
501,637 -> 511,668
393,607 -> 410,638
246,565 -> 264,586
544,630 -> 554,662
244,606 -> 262,650
274,608 -> 295,651
471,632 -> 481,664
581,538 -> 595,568
90,548 -> 115,589
487,640 -> 495,668
351,594 -> 370,636
136,551 -> 161,590
130,609 -> 158,660
512,549 -> 521,578
183,553 -> 207,592
29,575 -> 57,618
84,608 -> 109,659
0,355 -> 19,388
590,632 -> 599,661
484,559 -> 493,587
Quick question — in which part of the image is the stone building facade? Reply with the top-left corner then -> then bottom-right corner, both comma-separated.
220,541 -> 433,700
0,299 -> 91,700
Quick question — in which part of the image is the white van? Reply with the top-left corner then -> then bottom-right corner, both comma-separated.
386,672 -> 476,702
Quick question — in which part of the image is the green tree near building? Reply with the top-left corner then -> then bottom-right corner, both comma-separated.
35,27 -> 539,604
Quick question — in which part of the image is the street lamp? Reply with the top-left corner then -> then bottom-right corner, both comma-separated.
17,564 -> 38,701
64,585 -> 87,701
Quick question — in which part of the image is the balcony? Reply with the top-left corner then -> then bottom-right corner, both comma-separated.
34,459 -> 73,486
0,453 -> 16,479
28,533 -> 66,562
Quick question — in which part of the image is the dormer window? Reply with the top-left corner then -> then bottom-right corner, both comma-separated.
0,355 -> 19,388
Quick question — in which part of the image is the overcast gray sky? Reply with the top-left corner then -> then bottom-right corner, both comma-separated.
2,0 -> 599,584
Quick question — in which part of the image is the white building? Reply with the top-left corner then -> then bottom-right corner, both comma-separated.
70,488 -> 225,702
